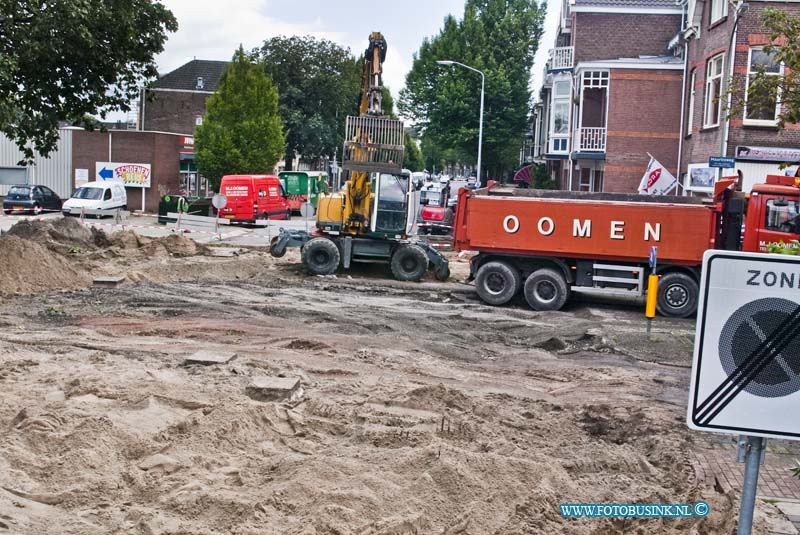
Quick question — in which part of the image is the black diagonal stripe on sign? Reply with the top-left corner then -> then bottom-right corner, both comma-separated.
700,318 -> 800,425
695,305 -> 800,426
695,304 -> 800,415
695,304 -> 800,416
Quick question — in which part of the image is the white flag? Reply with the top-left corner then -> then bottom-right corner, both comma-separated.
638,157 -> 677,195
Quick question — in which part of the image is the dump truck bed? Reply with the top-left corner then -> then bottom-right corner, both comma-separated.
453,188 -> 719,266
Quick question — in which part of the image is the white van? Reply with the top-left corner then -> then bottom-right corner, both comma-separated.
62,181 -> 127,216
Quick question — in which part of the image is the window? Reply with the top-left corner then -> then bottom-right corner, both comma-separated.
195,116 -> 203,126
687,69 -> 696,135
745,47 -> 782,124
549,80 -> 571,153
103,188 -> 112,201
704,54 -> 724,128
578,168 -> 604,192
765,199 -> 799,233
710,0 -> 727,23
196,77 -> 204,90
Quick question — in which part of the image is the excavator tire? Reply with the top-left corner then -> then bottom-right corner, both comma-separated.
269,236 -> 286,258
391,244 -> 428,282
302,237 -> 340,275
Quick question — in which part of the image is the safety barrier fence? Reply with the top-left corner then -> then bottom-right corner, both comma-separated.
0,209 -> 454,249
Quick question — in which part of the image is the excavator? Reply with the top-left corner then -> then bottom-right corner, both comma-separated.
270,32 -> 450,281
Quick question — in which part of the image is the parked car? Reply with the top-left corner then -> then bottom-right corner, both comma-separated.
218,175 -> 291,223
3,185 -> 63,215
62,181 -> 127,216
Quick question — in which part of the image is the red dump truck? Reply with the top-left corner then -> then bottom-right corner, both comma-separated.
453,176 -> 800,317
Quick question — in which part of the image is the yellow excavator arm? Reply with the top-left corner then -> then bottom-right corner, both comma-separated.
316,32 -> 404,236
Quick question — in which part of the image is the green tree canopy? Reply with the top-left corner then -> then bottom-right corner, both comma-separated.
404,134 -> 424,172
746,8 -> 800,126
255,36 -> 361,170
399,0 -> 545,180
0,0 -> 177,161
195,47 -> 285,189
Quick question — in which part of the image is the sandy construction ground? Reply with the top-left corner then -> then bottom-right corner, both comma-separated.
0,217 -> 792,534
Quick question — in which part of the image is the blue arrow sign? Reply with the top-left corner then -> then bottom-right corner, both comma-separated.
649,246 -> 658,269
98,167 -> 113,180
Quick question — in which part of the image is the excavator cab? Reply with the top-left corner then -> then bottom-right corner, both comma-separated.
372,172 -> 410,236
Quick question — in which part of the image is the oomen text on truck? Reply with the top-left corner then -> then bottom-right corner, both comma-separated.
453,175 -> 800,317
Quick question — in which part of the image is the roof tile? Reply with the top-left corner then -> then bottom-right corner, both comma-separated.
152,60 -> 229,92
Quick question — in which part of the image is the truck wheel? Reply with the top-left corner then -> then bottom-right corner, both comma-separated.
391,244 -> 428,282
524,268 -> 569,311
302,237 -> 340,275
475,261 -> 520,306
656,272 -> 698,318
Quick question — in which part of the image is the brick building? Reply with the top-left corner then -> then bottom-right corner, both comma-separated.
534,0 -> 684,192
681,0 -> 800,192
140,60 -> 228,197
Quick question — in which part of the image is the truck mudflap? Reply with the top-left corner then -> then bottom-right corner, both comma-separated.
270,228 -> 311,258
414,240 -> 451,281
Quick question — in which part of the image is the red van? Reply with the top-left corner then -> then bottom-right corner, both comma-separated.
218,175 -> 291,223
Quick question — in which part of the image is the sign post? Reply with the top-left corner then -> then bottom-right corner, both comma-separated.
211,194 -> 227,240
688,250 -> 800,535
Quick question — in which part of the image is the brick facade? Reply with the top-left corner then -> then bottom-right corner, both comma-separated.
573,13 -> 681,64
71,130 -> 182,212
682,1 -> 800,177
604,69 -> 683,192
141,89 -> 210,135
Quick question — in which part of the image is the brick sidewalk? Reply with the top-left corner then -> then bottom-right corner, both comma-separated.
691,436 -> 800,500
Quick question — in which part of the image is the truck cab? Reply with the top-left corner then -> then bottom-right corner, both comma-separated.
741,175 -> 800,252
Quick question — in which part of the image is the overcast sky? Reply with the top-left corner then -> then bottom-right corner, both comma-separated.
137,0 -> 558,115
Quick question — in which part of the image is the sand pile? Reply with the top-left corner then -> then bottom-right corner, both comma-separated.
0,235 -> 91,295
4,217 -> 107,254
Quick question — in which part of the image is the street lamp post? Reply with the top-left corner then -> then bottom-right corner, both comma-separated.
437,60 -> 485,185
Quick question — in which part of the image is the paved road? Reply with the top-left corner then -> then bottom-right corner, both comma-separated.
0,211 -> 316,247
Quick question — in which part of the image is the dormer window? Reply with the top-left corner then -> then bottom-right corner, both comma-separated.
196,77 -> 204,90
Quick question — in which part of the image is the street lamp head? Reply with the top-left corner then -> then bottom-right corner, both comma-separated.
436,60 -> 455,66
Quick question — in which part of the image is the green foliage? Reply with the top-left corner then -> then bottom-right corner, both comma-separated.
531,163 -> 556,189
0,0 -> 177,162
404,134 -> 424,172
745,8 -> 800,126
766,240 -> 800,255
255,36 -> 361,170
399,0 -> 545,179
421,135 -> 460,172
195,47 -> 285,190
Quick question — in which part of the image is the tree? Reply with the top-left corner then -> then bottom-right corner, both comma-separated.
195,47 -> 285,190
255,36 -> 361,170
745,8 -> 800,126
399,0 -> 545,180
0,0 -> 177,161
404,134 -> 424,172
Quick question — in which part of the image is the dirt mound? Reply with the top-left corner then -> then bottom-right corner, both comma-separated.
3,217 -> 110,253
159,233 -> 209,256
0,236 -> 91,295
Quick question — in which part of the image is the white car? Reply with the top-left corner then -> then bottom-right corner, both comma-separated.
62,181 -> 127,216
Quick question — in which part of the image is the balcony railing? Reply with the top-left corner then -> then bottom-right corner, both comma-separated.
577,127 -> 606,152
548,46 -> 574,71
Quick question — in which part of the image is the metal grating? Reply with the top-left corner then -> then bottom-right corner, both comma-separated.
342,116 -> 404,172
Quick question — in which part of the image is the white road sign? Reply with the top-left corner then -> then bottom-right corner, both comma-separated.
688,250 -> 800,440
96,162 -> 151,188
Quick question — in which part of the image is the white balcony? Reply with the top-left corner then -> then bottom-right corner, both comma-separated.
577,127 -> 606,152
549,47 -> 574,71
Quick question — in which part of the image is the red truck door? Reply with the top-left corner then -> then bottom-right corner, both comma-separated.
743,193 -> 800,252
260,177 -> 290,220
